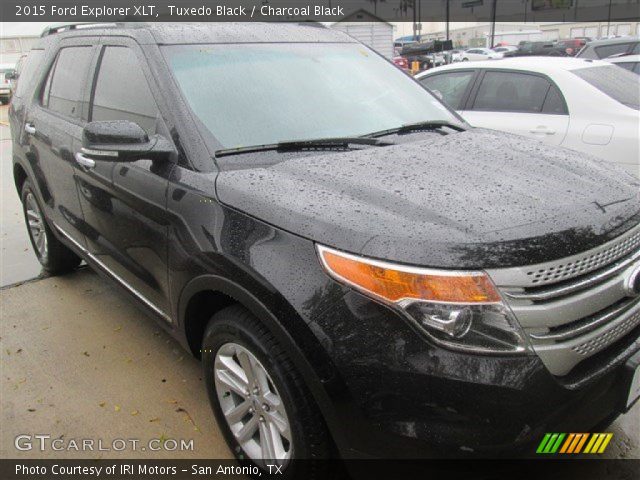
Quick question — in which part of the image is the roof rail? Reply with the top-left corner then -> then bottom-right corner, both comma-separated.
40,23 -> 121,37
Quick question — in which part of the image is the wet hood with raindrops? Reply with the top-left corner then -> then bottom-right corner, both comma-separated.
216,129 -> 640,268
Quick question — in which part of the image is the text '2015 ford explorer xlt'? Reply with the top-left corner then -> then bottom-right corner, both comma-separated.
9,22 -> 640,478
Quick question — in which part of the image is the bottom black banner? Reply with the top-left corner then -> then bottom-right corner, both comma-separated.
1,459 -> 639,480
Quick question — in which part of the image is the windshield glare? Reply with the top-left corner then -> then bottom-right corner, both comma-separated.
163,43 -> 458,149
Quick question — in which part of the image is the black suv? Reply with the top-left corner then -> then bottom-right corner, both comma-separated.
9,23 -> 640,474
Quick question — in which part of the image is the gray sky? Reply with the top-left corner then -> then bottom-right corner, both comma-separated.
0,22 -> 52,37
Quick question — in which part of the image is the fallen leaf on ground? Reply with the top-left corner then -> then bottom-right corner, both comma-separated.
114,405 -> 121,412
98,402 -> 106,408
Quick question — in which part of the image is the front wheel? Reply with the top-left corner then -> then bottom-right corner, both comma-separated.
21,179 -> 81,274
202,305 -> 333,478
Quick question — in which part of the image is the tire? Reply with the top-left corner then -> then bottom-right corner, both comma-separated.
202,305 -> 334,479
21,179 -> 81,274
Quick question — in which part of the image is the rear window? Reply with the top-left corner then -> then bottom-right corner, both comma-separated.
14,50 -> 44,98
572,65 -> 640,110
594,42 -> 633,59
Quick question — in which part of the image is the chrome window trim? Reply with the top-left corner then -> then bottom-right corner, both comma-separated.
53,224 -> 172,324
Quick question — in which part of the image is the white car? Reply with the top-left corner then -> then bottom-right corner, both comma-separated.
462,48 -> 502,61
606,54 -> 640,74
416,57 -> 640,176
492,45 -> 518,54
0,63 -> 14,104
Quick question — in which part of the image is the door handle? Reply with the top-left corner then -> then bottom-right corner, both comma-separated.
529,126 -> 556,135
24,123 -> 36,135
74,152 -> 96,169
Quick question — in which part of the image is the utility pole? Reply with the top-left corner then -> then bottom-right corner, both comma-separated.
490,0 -> 497,48
606,0 -> 612,37
413,0 -> 417,40
446,0 -> 450,40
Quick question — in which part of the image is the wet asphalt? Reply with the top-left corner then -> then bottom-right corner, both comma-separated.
0,104 -> 637,461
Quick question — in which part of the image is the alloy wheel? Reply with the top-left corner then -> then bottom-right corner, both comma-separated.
214,342 -> 292,466
25,192 -> 48,262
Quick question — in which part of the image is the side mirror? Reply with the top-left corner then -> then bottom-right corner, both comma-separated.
4,69 -> 17,80
81,120 -> 175,163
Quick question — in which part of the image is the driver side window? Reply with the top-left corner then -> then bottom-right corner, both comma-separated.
91,46 -> 159,135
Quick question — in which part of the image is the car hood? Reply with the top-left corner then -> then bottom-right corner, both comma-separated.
216,129 -> 640,268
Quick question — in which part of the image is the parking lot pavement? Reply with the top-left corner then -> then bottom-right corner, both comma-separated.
1,106 -> 45,287
1,268 -> 232,459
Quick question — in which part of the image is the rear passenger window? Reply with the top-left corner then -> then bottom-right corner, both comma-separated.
91,47 -> 158,135
542,85 -> 568,114
472,71 -> 551,113
420,71 -> 475,109
14,50 -> 43,99
42,47 -> 93,118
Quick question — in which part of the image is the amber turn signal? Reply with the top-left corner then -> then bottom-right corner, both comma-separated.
317,245 -> 501,304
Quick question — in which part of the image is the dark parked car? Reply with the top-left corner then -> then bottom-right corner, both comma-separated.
399,39 -> 453,69
9,23 -> 640,476
504,40 -> 569,57
577,36 -> 640,59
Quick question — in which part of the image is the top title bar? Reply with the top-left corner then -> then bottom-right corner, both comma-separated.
2,0 -> 640,23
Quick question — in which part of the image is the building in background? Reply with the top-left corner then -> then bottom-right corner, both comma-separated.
0,34 -> 39,65
421,22 -> 542,47
538,21 -> 640,40
332,10 -> 395,58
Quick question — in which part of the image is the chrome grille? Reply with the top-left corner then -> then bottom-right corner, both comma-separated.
526,228 -> 640,286
486,223 -> 640,376
572,308 -> 640,356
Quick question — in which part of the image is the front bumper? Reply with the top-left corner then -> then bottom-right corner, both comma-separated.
311,289 -> 640,458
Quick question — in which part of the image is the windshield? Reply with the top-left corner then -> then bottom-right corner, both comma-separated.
163,43 -> 458,149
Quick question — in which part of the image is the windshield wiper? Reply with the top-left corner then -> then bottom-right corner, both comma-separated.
215,137 -> 394,157
365,120 -> 467,139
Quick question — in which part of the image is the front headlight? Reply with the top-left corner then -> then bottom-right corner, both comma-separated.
317,245 -> 529,354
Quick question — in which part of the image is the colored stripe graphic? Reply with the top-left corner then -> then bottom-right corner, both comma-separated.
559,433 -> 575,453
584,433 -> 599,453
536,433 -> 552,453
550,433 -> 565,453
597,433 -> 613,454
536,433 -> 566,453
537,433 -> 613,454
574,433 -> 589,453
